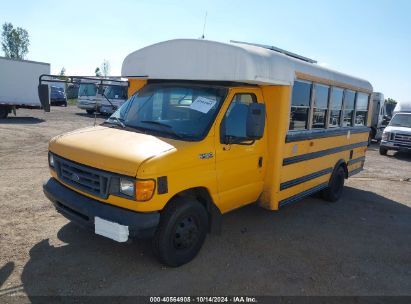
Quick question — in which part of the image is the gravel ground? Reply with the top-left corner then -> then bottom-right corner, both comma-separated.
0,106 -> 410,300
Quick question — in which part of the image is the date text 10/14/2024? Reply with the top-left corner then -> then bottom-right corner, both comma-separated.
150,297 -> 258,303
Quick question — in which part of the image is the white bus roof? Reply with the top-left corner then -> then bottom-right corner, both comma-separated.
122,39 -> 373,92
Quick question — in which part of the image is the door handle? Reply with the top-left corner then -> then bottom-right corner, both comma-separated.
258,157 -> 263,168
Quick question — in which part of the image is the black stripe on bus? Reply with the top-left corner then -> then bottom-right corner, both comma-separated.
285,126 -> 370,143
283,141 -> 369,166
348,167 -> 363,177
347,156 -> 366,166
280,167 -> 333,191
279,182 -> 329,208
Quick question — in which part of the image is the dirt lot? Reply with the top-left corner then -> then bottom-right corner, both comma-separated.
0,106 -> 410,299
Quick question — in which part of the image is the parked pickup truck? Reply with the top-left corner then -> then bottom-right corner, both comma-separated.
380,112 -> 411,155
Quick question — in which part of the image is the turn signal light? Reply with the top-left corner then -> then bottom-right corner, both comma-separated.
135,180 -> 156,201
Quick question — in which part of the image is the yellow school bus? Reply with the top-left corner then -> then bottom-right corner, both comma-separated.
43,39 -> 373,266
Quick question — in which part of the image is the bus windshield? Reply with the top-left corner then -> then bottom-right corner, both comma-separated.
78,84 -> 97,97
389,113 -> 411,128
104,85 -> 128,99
106,83 -> 228,141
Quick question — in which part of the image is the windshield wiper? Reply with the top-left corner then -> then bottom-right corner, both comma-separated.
106,117 -> 126,128
140,120 -> 183,139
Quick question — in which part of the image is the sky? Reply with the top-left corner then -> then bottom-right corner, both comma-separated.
1,0 -> 411,102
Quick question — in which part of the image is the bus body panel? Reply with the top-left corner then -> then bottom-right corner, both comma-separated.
128,79 -> 147,96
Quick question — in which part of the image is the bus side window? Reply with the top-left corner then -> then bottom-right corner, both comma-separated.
329,87 -> 343,128
342,90 -> 355,127
289,80 -> 312,131
312,83 -> 329,129
355,93 -> 369,126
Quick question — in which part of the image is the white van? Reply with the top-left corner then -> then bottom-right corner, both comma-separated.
99,83 -> 128,115
77,82 -> 104,114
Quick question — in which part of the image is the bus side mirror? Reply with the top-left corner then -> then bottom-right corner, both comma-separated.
38,84 -> 50,112
246,103 -> 266,140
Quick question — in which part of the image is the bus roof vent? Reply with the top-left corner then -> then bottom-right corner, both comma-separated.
230,40 -> 317,64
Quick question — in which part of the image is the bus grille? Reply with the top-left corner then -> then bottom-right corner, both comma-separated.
56,157 -> 110,198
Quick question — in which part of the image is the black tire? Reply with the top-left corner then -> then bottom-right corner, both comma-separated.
379,146 -> 388,156
153,198 -> 208,267
62,101 -> 68,107
322,166 -> 345,202
0,107 -> 8,119
368,128 -> 376,146
86,109 -> 95,115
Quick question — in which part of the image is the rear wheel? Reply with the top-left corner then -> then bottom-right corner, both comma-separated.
379,146 -> 388,155
86,109 -> 95,115
153,198 -> 208,267
322,166 -> 345,202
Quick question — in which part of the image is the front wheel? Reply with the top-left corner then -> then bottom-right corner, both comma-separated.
153,198 -> 208,267
379,146 -> 388,156
86,109 -> 95,115
322,166 -> 345,202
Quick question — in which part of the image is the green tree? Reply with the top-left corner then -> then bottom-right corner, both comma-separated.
95,67 -> 102,77
58,67 -> 68,81
1,22 -> 30,59
385,98 -> 397,105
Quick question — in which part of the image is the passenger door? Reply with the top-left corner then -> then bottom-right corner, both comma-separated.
215,88 -> 266,213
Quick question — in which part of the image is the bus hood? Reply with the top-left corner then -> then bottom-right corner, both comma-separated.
49,126 -> 176,176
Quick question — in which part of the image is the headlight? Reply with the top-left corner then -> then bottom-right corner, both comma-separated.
48,153 -> 55,168
382,132 -> 390,141
120,179 -> 135,197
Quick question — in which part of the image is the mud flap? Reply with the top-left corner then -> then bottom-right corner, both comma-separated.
38,84 -> 50,112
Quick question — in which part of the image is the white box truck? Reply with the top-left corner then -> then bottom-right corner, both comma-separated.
0,56 -> 50,118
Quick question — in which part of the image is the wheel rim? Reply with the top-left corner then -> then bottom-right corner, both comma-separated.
173,216 -> 200,250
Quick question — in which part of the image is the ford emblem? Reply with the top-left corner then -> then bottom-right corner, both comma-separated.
71,173 -> 80,182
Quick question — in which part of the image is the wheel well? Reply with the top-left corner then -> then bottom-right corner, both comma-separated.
171,187 -> 210,208
168,187 -> 222,234
334,159 -> 348,179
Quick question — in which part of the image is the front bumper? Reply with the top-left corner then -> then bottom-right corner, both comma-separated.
51,98 -> 67,103
77,103 -> 99,110
43,178 -> 160,239
380,140 -> 411,151
99,105 -> 116,114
